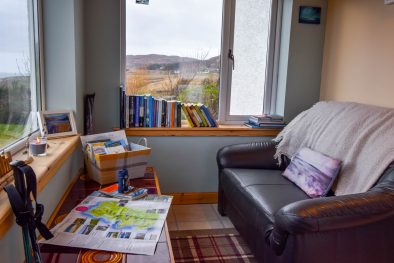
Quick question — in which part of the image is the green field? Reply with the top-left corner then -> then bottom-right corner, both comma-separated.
0,123 -> 26,149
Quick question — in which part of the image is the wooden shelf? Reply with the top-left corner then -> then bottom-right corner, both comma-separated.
0,135 -> 80,238
122,125 -> 282,137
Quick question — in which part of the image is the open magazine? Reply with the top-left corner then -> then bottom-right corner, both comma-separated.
40,192 -> 172,255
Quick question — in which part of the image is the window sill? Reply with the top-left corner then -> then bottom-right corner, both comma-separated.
121,125 -> 282,137
0,135 -> 80,238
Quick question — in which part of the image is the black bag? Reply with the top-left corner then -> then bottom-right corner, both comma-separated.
4,161 -> 53,263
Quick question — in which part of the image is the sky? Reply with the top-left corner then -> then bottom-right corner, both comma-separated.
0,0 -> 30,74
126,0 -> 223,59
0,0 -> 223,74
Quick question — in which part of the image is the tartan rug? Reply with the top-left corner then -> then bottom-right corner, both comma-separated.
170,229 -> 256,263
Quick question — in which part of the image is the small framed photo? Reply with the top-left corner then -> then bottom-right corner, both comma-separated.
299,6 -> 321,24
38,110 -> 77,138
136,0 -> 149,5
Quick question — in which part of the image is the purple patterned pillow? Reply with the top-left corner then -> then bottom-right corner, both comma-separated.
282,148 -> 342,198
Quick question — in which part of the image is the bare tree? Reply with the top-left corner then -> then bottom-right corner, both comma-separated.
164,50 -> 210,98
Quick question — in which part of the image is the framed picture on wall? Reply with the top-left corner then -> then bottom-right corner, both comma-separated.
299,6 -> 321,24
38,110 -> 77,138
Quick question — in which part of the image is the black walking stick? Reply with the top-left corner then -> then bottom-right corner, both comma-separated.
4,161 -> 53,263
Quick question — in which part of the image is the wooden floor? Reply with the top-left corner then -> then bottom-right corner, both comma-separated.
167,204 -> 234,231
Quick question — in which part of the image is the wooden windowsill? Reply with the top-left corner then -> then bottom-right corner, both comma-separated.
121,125 -> 282,137
0,135 -> 80,238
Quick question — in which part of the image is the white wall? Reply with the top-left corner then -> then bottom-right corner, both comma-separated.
320,0 -> 394,107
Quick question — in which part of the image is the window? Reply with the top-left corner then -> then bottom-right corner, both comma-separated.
122,0 -> 280,124
0,0 -> 42,150
123,0 -> 223,118
220,0 -> 279,122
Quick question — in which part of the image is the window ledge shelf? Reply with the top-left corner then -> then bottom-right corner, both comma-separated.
0,135 -> 80,238
120,125 -> 282,137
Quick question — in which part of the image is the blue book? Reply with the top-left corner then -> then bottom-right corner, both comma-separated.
244,122 -> 285,129
201,105 -> 216,127
149,96 -> 154,127
134,95 -> 139,126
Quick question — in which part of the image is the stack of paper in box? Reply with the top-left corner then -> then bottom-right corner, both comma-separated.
81,131 -> 151,185
244,114 -> 285,128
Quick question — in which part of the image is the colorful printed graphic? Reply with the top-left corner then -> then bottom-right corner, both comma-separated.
44,113 -> 72,134
283,148 -> 341,197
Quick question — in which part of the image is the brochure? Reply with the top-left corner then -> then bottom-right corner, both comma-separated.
40,193 -> 172,255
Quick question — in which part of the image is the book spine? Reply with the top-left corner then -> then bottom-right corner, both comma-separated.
157,100 -> 162,128
149,96 -> 154,127
171,102 -> 176,128
191,105 -> 203,127
206,106 -> 219,127
134,95 -> 139,127
125,96 -> 129,128
186,105 -> 199,127
195,105 -> 208,127
173,102 -> 177,128
199,105 -> 212,127
139,96 -> 144,127
153,99 -> 157,127
144,96 -> 148,127
201,105 -> 216,127
181,104 -> 194,127
176,102 -> 182,127
129,95 -> 134,127
120,87 -> 125,129
162,100 -> 167,127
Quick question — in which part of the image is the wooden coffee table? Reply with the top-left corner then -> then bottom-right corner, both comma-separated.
40,167 -> 174,263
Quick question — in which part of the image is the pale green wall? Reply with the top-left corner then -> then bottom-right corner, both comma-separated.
0,150 -> 82,263
84,0 -> 326,192
128,136 -> 273,192
0,0 -> 84,262
44,0 -> 85,133
277,0 -> 327,122
84,0 -> 121,133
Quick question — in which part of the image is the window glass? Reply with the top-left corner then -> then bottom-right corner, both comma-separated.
125,0 -> 223,118
0,0 -> 39,149
229,0 -> 272,116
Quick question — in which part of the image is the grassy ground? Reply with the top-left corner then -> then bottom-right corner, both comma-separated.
125,70 -> 219,97
0,123 -> 25,149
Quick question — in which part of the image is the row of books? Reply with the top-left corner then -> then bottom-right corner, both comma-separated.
245,114 -> 285,129
120,89 -> 182,128
181,103 -> 218,127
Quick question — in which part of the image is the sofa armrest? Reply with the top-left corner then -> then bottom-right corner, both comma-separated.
216,141 -> 285,170
267,188 -> 394,255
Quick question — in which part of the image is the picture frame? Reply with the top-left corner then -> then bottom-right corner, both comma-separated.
136,0 -> 149,5
299,6 -> 321,25
37,110 -> 77,138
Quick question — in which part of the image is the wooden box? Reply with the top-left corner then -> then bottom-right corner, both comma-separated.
85,143 -> 151,185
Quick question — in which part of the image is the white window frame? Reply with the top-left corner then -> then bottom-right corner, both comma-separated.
2,0 -> 45,154
218,0 -> 282,124
120,0 -> 282,125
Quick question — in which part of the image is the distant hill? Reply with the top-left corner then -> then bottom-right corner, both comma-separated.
0,72 -> 20,79
126,54 -> 220,70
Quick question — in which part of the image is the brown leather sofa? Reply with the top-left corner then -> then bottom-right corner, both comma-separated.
217,140 -> 394,263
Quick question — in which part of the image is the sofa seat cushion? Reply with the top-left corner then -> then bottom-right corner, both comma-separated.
222,168 -> 310,224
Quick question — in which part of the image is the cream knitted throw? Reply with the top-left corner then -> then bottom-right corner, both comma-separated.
274,101 -> 394,195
